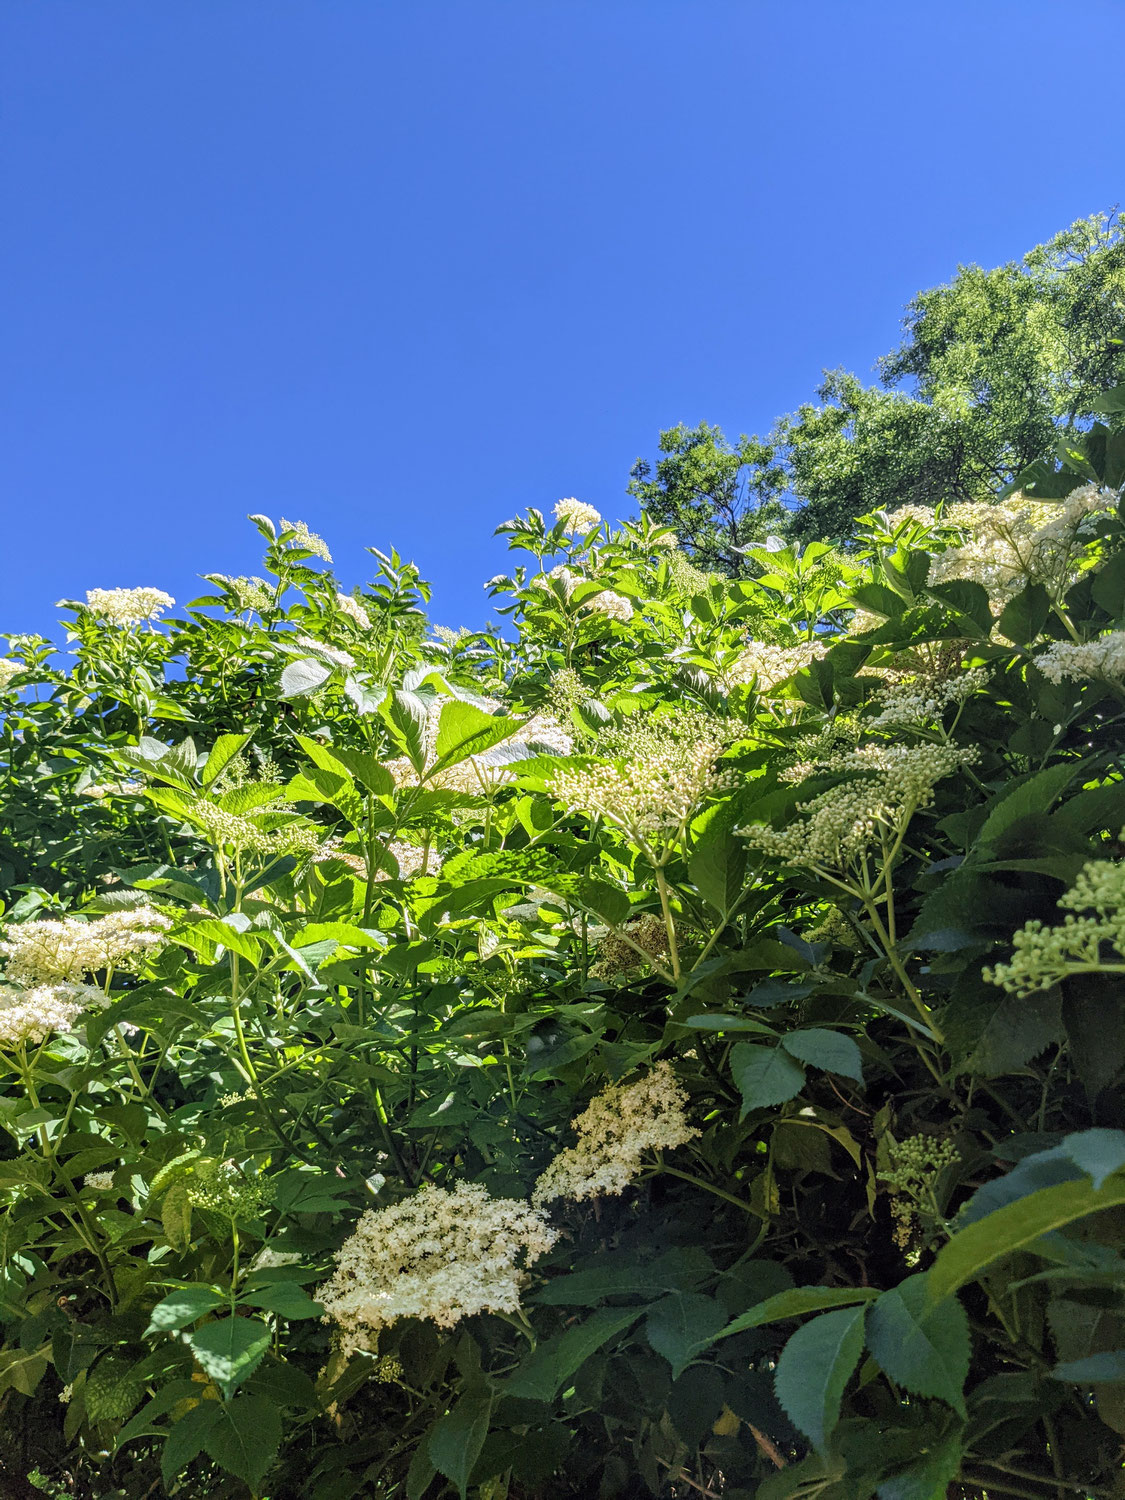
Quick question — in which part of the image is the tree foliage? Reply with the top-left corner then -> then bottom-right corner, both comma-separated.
634,212 -> 1125,555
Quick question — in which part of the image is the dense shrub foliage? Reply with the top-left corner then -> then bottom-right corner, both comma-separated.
3,420 -> 1125,1500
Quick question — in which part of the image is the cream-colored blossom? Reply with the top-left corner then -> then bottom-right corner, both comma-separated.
0,660 -> 21,692
318,1182 -> 557,1352
532,565 -> 581,598
651,531 -> 678,548
583,590 -> 633,623
985,856 -> 1125,996
292,635 -> 355,671
205,575 -> 274,613
548,712 -> 734,852
928,489 -> 1116,607
745,742 -> 975,871
0,982 -> 107,1047
867,666 -> 988,730
724,639 -> 827,695
84,588 -> 174,625
279,518 -> 332,563
1035,632 -> 1125,685
83,1171 -> 115,1191
553,498 -> 602,535
532,1062 -> 698,1206
335,592 -> 371,630
0,908 -> 171,985
884,504 -> 937,529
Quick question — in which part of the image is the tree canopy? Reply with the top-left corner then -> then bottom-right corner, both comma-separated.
633,211 -> 1125,560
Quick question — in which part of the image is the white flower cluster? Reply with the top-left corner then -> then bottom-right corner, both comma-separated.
884,504 -> 940,529
554,498 -> 602,535
531,565 -> 580,598
0,660 -> 21,692
868,666 -> 988,729
724,639 -> 828,695
317,1182 -> 557,1352
205,575 -> 275,613
1035,631 -> 1125,685
927,489 -> 1116,607
532,1063 -> 699,1206
279,518 -> 332,562
0,908 -> 171,985
745,742 -> 974,871
84,588 -> 174,625
335,592 -> 371,629
548,712 -> 734,852
0,981 -> 106,1047
583,590 -> 633,623
83,1171 -> 116,1191
292,635 -> 356,670
985,857 -> 1125,996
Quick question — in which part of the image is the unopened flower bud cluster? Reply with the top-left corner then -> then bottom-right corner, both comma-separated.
746,743 -> 975,870
985,855 -> 1125,996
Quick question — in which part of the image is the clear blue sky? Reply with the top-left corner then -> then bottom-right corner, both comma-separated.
4,1 -> 1125,641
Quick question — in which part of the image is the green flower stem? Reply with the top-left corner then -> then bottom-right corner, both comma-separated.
651,1163 -> 761,1217
654,866 -> 681,981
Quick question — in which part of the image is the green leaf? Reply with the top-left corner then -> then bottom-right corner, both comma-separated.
644,1293 -> 728,1378
161,1179 -> 193,1254
187,1317 -> 272,1399
504,1308 -> 640,1401
781,1028 -> 864,1083
1053,1350 -> 1125,1383
200,733 -> 253,788
730,1043 -> 806,1116
432,700 -> 521,769
145,1285 -> 224,1335
279,656 -> 333,698
998,581 -> 1050,646
929,1175 -> 1125,1304
710,1286 -> 879,1344
534,1249 -> 712,1306
773,1305 -> 866,1455
427,1390 -> 493,1499
689,820 -> 747,914
161,1401 -> 223,1487
875,1433 -> 963,1500
865,1274 -> 969,1415
239,1281 -> 323,1320
204,1392 -> 282,1490
1063,1128 -> 1125,1190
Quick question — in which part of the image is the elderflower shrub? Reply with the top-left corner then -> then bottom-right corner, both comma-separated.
532,1063 -> 699,1205
3,455 -> 1125,1499
318,1183 -> 557,1352
0,659 -> 22,692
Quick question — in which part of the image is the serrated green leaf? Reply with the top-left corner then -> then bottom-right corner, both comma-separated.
161,1179 -> 193,1254
644,1292 -> 728,1378
145,1284 -> 224,1335
204,1392 -> 282,1490
781,1028 -> 864,1082
200,733 -> 252,788
162,1401 -> 223,1488
773,1305 -> 866,1455
504,1308 -> 640,1401
279,656 -> 332,698
709,1285 -> 879,1344
929,1175 -> 1125,1304
866,1274 -> 969,1415
427,1391 -> 493,1500
731,1043 -> 806,1116
187,1317 -> 271,1399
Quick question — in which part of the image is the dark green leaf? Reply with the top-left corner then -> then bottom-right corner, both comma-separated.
145,1285 -> 224,1335
204,1393 -> 282,1489
781,1028 -> 863,1083
866,1274 -> 969,1415
187,1317 -> 271,1399
504,1309 -> 640,1401
644,1293 -> 728,1378
427,1391 -> 493,1499
730,1043 -> 806,1116
773,1306 -> 866,1455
